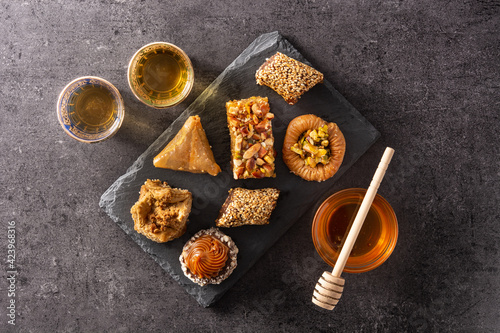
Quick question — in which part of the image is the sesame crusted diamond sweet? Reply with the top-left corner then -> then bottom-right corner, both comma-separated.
216,188 -> 280,228
255,52 -> 324,105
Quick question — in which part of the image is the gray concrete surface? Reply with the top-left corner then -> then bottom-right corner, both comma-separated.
1,0 -> 499,332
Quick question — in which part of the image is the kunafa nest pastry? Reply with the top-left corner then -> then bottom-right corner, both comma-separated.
180,228 -> 238,286
282,114 -> 345,182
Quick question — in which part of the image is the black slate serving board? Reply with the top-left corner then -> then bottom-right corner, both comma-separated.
99,31 -> 380,307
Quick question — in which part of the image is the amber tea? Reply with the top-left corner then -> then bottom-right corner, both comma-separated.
312,188 -> 398,273
69,85 -> 117,131
128,42 -> 194,108
141,51 -> 185,93
57,77 -> 124,143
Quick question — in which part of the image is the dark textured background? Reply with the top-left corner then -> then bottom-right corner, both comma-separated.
0,1 -> 498,332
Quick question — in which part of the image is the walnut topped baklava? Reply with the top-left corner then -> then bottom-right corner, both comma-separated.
226,96 -> 276,179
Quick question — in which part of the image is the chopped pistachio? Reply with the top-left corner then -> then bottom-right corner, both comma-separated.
318,148 -> 328,156
303,142 -> 319,154
290,145 -> 303,156
290,125 -> 331,167
309,129 -> 318,141
264,155 -> 275,164
306,156 -> 317,168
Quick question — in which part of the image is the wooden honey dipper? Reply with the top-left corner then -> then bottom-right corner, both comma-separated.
312,147 -> 395,310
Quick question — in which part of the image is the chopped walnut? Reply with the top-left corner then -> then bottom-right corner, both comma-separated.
226,96 -> 276,179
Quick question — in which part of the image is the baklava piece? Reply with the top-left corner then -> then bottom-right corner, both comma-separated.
255,52 -> 324,105
130,179 -> 192,243
282,114 -> 345,182
180,228 -> 238,286
216,188 -> 280,228
153,115 -> 221,176
226,96 -> 276,179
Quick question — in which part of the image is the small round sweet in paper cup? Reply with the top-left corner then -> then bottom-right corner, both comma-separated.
56,76 -> 125,143
127,42 -> 194,109
180,228 -> 238,287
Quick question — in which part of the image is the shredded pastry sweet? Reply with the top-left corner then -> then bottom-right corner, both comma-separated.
226,96 -> 276,179
216,188 -> 280,227
180,228 -> 238,286
282,114 -> 345,182
130,179 -> 192,243
255,52 -> 324,105
153,115 -> 221,176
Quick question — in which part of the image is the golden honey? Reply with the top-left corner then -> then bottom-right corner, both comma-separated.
312,188 -> 398,273
327,202 -> 382,257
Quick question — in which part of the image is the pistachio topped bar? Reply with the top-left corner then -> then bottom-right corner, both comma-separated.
226,96 -> 276,179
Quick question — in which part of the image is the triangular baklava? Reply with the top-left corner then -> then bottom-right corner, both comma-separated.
153,115 -> 221,176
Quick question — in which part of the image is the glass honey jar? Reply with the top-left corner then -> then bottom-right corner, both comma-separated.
312,188 -> 398,273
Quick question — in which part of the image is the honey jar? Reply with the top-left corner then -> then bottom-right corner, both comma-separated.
312,188 -> 398,273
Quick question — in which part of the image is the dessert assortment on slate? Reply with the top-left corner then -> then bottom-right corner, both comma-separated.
98,31 -> 381,307
130,51 -> 342,285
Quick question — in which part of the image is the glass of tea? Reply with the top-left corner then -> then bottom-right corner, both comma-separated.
56,76 -> 125,143
128,42 -> 194,109
312,188 -> 398,273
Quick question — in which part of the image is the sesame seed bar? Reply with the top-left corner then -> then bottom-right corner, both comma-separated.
226,96 -> 276,179
255,52 -> 324,105
215,188 -> 280,228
